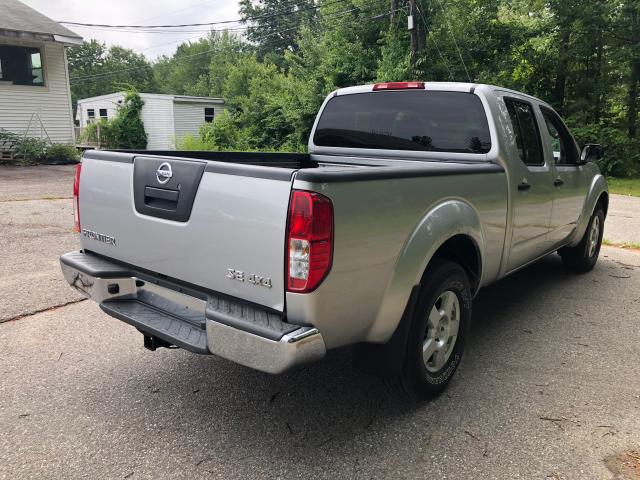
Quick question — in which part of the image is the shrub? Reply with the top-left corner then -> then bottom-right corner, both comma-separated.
13,136 -> 48,165
176,133 -> 216,151
80,118 -> 116,148
110,91 -> 147,149
0,129 -> 19,146
43,144 -> 80,164
79,91 -> 147,150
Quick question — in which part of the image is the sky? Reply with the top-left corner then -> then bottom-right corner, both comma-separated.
22,0 -> 242,59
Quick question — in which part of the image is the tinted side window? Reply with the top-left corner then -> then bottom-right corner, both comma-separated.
504,99 -> 544,166
313,91 -> 491,154
540,108 -> 579,165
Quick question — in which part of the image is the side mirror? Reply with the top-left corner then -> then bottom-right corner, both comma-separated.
580,144 -> 604,164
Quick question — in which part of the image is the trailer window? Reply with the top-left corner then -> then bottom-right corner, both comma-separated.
313,91 -> 491,153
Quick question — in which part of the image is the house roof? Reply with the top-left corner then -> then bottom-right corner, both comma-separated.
0,0 -> 82,44
77,92 -> 225,105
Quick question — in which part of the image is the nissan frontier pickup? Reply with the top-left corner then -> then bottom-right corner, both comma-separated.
61,82 -> 608,399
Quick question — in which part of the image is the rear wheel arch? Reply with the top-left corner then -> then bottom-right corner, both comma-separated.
427,234 -> 482,295
354,233 -> 481,378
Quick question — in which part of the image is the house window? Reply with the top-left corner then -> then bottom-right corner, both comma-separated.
99,108 -> 108,119
87,109 -> 95,125
204,107 -> 215,123
0,45 -> 44,86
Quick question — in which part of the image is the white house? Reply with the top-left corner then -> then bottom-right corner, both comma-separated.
0,0 -> 81,144
76,92 -> 226,150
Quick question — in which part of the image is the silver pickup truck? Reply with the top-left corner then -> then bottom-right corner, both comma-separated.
61,81 -> 608,399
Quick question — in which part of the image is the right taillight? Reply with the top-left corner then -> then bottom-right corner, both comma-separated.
286,190 -> 333,293
73,163 -> 81,232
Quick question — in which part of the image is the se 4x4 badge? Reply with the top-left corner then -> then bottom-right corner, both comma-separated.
226,268 -> 272,288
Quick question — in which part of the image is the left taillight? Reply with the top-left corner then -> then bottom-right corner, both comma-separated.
73,163 -> 81,232
286,190 -> 333,293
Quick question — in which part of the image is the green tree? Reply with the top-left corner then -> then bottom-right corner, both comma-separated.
239,0 -> 318,60
154,36 -> 217,96
108,91 -> 148,149
68,41 -> 155,109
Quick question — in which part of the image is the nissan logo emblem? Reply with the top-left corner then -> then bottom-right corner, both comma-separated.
156,162 -> 173,184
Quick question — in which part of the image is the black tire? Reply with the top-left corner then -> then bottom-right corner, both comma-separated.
397,258 -> 472,401
559,204 -> 605,273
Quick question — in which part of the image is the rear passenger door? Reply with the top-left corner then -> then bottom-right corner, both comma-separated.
503,97 -> 554,271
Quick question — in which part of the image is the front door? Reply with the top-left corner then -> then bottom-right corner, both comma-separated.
502,97 -> 554,271
539,107 -> 587,246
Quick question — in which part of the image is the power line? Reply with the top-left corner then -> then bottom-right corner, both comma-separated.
139,32 -> 225,53
431,0 -> 472,82
70,25 -> 296,83
416,2 -> 454,81
59,0 -> 347,29
66,27 -> 247,65
69,5 -> 389,85
69,24 -> 247,35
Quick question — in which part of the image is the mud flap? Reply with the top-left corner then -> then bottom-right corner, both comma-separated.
352,285 -> 421,377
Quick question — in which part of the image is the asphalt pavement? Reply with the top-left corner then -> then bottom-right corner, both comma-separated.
0,165 -> 83,322
1,166 -> 639,479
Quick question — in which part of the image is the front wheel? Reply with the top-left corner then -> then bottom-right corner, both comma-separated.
398,258 -> 472,400
559,205 -> 605,273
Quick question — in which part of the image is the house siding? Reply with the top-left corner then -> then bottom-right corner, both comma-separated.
173,102 -> 224,141
77,93 -> 122,125
0,39 -> 75,143
141,96 -> 175,149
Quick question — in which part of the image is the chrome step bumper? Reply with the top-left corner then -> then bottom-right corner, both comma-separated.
60,251 -> 326,374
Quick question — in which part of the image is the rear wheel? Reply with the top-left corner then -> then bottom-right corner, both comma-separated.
559,205 -> 605,273
397,259 -> 471,400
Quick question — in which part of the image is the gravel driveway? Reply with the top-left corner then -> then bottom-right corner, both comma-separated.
1,166 -> 639,479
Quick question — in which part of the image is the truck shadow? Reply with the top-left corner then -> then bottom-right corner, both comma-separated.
85,252 -> 611,469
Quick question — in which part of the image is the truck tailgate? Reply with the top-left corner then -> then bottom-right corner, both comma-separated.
78,154 -> 294,311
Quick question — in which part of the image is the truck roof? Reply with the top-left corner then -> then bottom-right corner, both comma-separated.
333,82 -> 550,108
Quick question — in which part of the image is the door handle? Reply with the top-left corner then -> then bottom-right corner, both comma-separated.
554,178 -> 564,187
517,181 -> 531,191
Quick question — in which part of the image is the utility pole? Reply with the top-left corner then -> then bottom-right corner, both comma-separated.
390,0 -> 397,24
408,0 -> 419,72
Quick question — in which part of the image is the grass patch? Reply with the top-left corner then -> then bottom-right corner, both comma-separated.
607,177 -> 640,197
603,238 -> 640,250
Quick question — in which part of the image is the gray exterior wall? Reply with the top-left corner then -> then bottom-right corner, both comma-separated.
140,96 -> 175,150
0,37 -> 75,143
78,93 -> 176,150
76,93 -> 122,126
173,101 -> 224,141
77,93 -> 225,150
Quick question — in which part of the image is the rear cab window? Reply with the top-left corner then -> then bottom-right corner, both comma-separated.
313,91 -> 491,154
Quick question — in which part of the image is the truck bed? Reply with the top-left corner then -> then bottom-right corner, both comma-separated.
77,149 -> 503,314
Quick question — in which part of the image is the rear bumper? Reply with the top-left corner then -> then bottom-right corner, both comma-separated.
60,251 -> 325,374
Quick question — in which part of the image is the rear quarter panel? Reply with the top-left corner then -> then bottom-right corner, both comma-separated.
287,170 -> 508,348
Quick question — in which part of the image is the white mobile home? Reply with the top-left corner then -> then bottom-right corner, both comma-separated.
0,0 -> 82,144
77,92 -> 225,150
